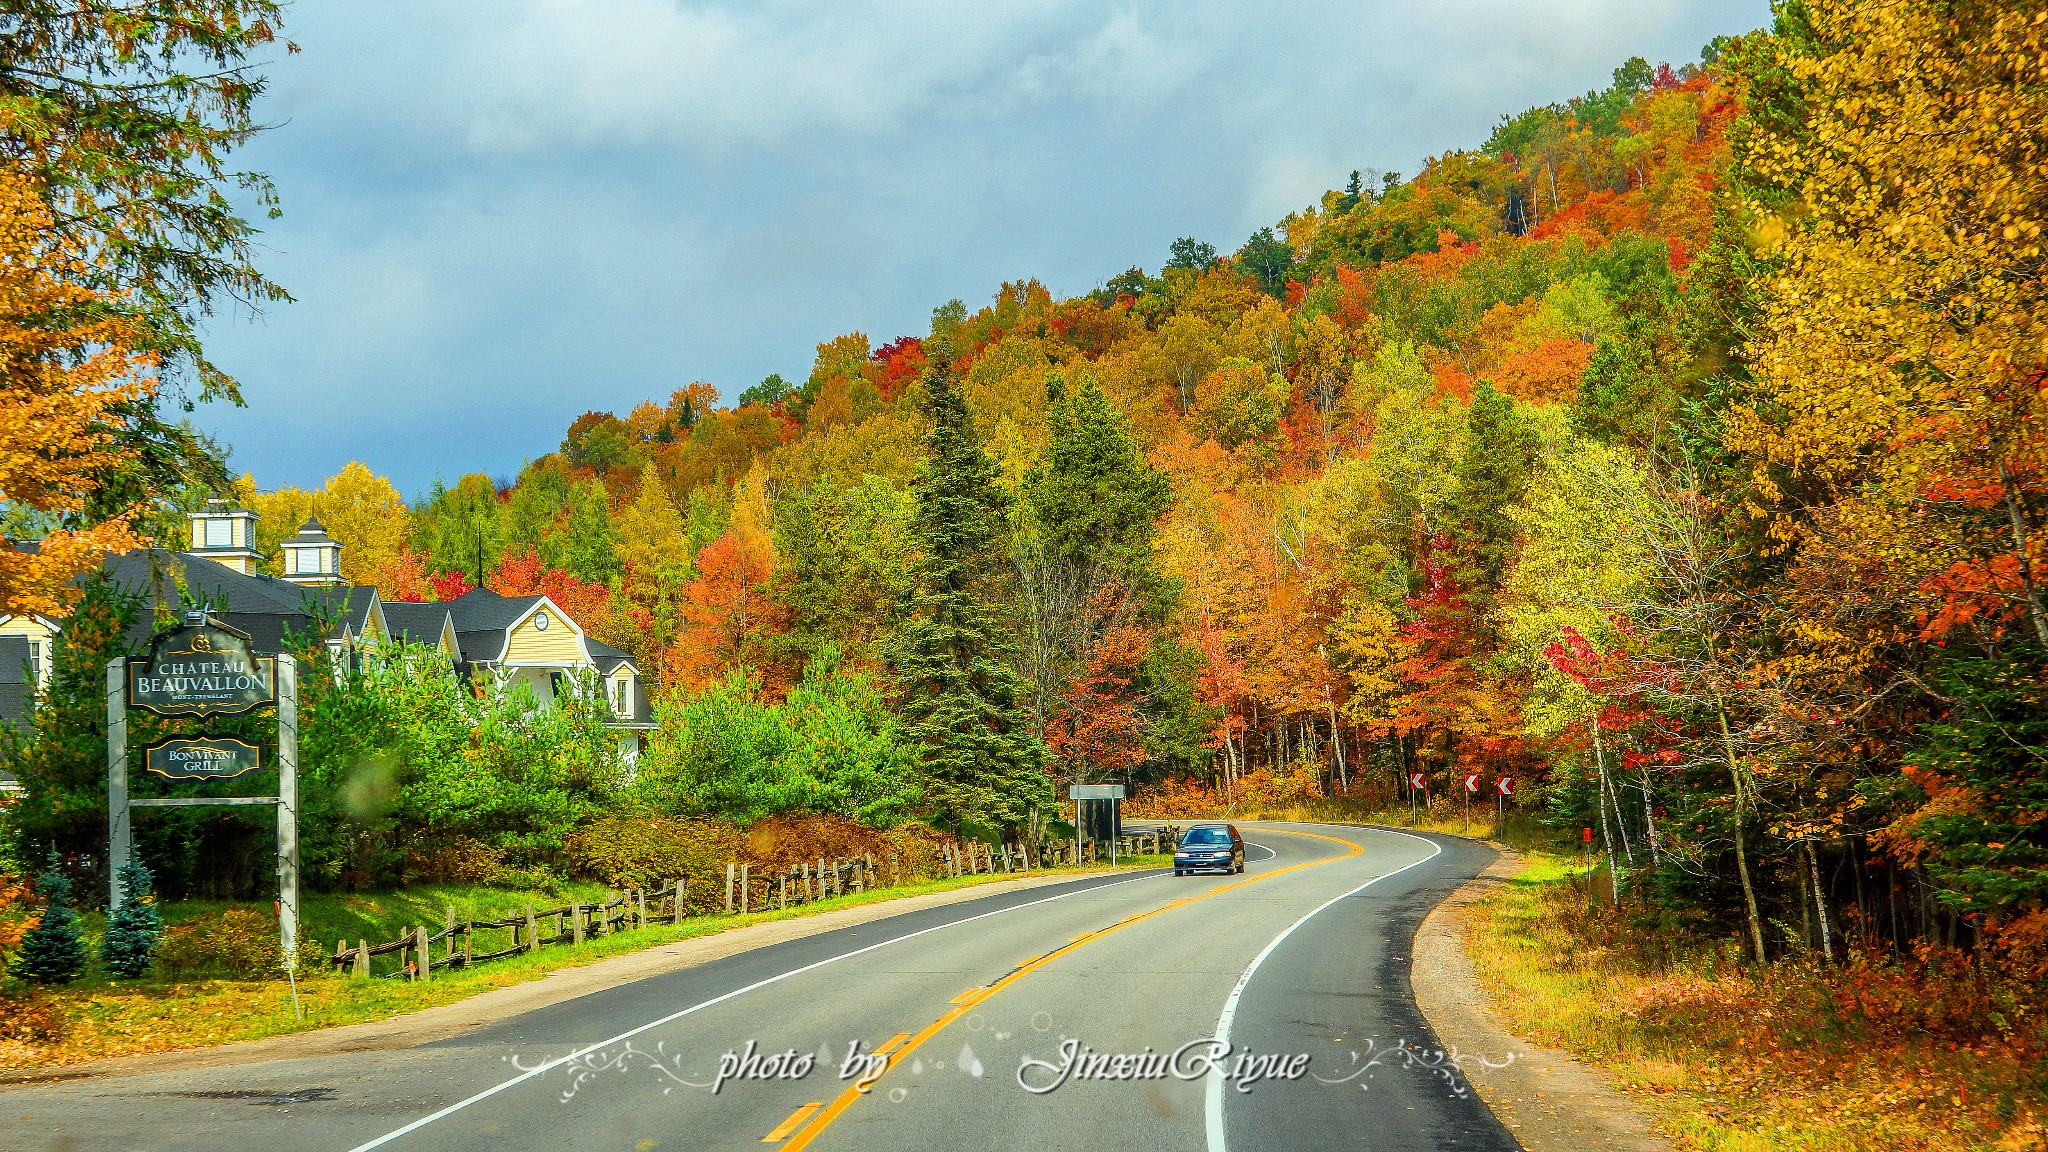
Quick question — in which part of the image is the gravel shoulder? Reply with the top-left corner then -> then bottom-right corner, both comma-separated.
1410,848 -> 1674,1152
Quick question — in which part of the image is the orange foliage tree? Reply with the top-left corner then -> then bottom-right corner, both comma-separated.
0,165 -> 157,619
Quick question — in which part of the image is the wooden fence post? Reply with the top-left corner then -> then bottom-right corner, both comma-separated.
354,939 -> 369,978
464,913 -> 474,966
672,879 -> 684,923
739,863 -> 751,913
416,925 -> 431,981
725,862 -> 736,913
778,876 -> 788,909
635,889 -> 646,930
525,904 -> 537,952
572,903 -> 585,945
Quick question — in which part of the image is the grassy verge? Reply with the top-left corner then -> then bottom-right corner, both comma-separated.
4,857 -> 1168,1073
1464,851 -> 2047,1151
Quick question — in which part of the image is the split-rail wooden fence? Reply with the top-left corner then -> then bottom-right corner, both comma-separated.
326,829 -> 1176,981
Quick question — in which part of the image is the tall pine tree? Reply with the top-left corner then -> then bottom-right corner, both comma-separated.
1447,381 -> 1538,624
888,354 -> 1051,835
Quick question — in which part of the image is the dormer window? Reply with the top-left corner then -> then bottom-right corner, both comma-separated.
609,673 -> 631,717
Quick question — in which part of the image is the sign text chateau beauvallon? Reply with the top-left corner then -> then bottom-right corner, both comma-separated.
127,621 -> 276,718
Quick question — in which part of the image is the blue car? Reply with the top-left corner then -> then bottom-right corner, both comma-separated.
1174,823 -> 1245,876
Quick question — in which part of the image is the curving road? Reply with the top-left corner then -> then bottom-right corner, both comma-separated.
1,824 -> 1520,1151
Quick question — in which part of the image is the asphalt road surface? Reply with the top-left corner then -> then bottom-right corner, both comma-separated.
2,823 -> 1521,1152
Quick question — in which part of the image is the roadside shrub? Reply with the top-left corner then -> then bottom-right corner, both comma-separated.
567,812 -> 956,908
567,813 -> 744,900
1126,776 -> 1222,819
155,906 -> 323,980
0,990 -> 67,1044
633,655 -> 919,827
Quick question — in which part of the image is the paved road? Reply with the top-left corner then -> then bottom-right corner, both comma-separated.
2,824 -> 1520,1152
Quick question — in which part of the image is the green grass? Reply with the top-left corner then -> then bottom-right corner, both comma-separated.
7,856 -> 1170,1071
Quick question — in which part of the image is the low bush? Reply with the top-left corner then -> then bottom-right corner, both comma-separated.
155,907 -> 324,980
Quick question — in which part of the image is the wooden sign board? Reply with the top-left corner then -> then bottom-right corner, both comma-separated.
128,621 -> 275,718
143,735 -> 262,781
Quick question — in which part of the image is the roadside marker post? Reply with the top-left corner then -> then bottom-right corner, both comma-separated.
1495,776 -> 1514,836
1408,772 -> 1425,825
1462,773 -> 1479,832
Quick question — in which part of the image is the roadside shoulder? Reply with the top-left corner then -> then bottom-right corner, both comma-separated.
1411,849 -> 1673,1152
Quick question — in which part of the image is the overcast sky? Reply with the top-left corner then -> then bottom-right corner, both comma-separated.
198,0 -> 1771,496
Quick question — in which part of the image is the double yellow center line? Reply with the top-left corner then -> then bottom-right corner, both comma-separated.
770,827 -> 1363,1149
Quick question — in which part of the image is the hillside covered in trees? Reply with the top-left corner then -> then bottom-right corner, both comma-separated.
51,1 -> 2041,966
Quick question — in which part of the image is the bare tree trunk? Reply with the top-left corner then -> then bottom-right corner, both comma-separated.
1715,690 -> 1769,965
1637,766 -> 1661,865
1327,698 -> 1348,792
1592,721 -> 1622,906
1997,459 -> 2048,646
1592,719 -> 1635,866
1807,840 -> 1834,963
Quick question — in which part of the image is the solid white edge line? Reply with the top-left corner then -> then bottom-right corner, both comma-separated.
346,871 -> 1161,1152
1203,826 -> 1445,1152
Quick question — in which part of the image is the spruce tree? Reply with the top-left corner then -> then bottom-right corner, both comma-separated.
100,857 -> 164,978
888,354 -> 1051,833
13,862 -> 87,985
1025,372 -> 1172,577
1447,380 -> 1538,619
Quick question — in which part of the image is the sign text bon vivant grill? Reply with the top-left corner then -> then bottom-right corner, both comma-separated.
128,620 -> 275,718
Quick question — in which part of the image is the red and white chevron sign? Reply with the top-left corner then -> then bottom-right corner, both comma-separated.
1464,774 -> 1480,793
1496,777 -> 1515,796
1409,772 -> 1426,790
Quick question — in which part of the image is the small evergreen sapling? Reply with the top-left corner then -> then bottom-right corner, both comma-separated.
101,858 -> 164,978
12,862 -> 87,985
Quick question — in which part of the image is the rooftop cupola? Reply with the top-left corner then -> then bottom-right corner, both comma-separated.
280,518 -> 344,586
186,498 -> 261,576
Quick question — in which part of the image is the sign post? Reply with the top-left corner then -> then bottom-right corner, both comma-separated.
1463,773 -> 1479,832
107,614 -> 296,972
1408,772 -> 1425,826
1070,784 -> 1125,868
1495,776 -> 1514,836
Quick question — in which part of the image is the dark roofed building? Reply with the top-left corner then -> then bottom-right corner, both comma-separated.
5,501 -> 656,766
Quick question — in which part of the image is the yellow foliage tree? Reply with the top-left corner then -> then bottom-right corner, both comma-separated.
1732,0 -> 2048,646
0,165 -> 156,618
239,462 -> 412,589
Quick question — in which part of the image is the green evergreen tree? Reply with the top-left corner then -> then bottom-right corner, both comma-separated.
562,478 -> 623,584
100,856 -> 164,978
1447,381 -> 1538,617
887,354 -> 1051,834
1025,372 -> 1172,577
13,862 -> 87,985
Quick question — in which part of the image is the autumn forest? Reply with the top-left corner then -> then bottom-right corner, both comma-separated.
4,0 -> 2045,990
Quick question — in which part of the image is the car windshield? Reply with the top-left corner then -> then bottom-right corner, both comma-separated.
1182,829 -> 1230,846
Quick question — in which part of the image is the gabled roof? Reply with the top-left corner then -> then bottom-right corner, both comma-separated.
101,549 -> 377,655
587,638 -> 637,676
444,589 -> 542,663
381,602 -> 458,651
